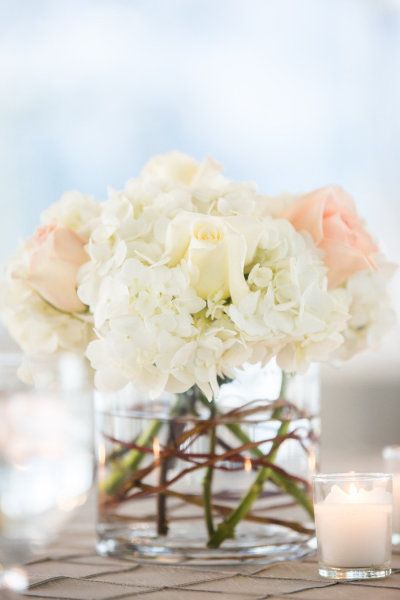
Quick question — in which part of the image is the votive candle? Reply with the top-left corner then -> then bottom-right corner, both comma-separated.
313,473 -> 392,580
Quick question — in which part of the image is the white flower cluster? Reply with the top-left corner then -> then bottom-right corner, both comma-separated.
78,153 -> 350,397
1,192 -> 99,356
335,259 -> 396,361
228,219 -> 349,373
1,152 -> 395,398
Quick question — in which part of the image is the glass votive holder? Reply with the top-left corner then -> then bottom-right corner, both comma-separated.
383,445 -> 400,544
313,473 -> 392,580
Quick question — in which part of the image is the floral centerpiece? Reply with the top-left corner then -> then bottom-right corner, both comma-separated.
1,152 -> 395,562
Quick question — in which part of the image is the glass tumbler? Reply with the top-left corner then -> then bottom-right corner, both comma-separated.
0,353 -> 94,595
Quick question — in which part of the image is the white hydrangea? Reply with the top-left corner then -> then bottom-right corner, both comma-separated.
227,218 -> 350,372
79,154 -> 352,395
83,254 -> 253,399
1,192 -> 99,356
41,191 -> 100,238
0,269 -> 92,355
335,260 -> 396,360
138,151 -> 268,220
3,151 -> 394,398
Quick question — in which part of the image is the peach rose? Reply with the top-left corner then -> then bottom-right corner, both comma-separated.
27,224 -> 88,312
285,186 -> 378,288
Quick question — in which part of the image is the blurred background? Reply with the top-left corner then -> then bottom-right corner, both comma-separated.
0,0 -> 399,467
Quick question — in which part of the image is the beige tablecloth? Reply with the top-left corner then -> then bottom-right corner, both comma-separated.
22,503 -> 400,600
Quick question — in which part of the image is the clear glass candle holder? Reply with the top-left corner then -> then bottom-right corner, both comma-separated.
0,353 -> 94,595
313,473 -> 392,580
383,445 -> 400,545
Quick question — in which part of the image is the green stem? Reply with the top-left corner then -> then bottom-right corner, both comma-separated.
102,393 -> 194,497
206,372 -> 311,548
206,373 -> 313,518
202,397 -> 217,537
270,471 -> 313,517
224,423 -> 313,518
101,419 -> 162,495
156,395 -> 192,535
102,371 -> 314,549
207,409 -> 289,548
135,483 -> 314,535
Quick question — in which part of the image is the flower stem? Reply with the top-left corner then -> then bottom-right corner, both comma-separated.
207,372 -> 296,548
224,422 -> 313,518
202,397 -> 216,537
204,373 -> 314,518
101,419 -> 162,496
207,408 -> 289,548
157,425 -> 171,536
270,470 -> 313,517
101,372 -> 314,549
101,393 -> 193,497
156,398 -> 189,535
136,483 -> 314,535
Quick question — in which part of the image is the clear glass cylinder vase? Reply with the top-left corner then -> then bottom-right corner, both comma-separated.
95,362 -> 319,564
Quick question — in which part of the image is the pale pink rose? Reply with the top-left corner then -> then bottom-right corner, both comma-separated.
27,224 -> 88,312
285,186 -> 378,288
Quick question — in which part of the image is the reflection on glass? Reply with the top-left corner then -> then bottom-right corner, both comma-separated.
0,353 -> 93,595
383,445 -> 400,544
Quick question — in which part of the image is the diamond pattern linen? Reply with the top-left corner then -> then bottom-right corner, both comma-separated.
22,501 -> 400,600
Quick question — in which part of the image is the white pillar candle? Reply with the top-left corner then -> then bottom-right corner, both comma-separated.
315,483 -> 392,568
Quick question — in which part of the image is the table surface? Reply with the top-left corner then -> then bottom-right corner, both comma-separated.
22,502 -> 400,600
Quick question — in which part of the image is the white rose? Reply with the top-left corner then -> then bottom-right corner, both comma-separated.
140,151 -> 224,189
140,152 -> 200,186
164,213 -> 263,302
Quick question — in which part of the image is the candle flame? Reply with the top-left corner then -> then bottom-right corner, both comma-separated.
244,457 -> 252,473
153,437 -> 160,460
98,442 -> 106,467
